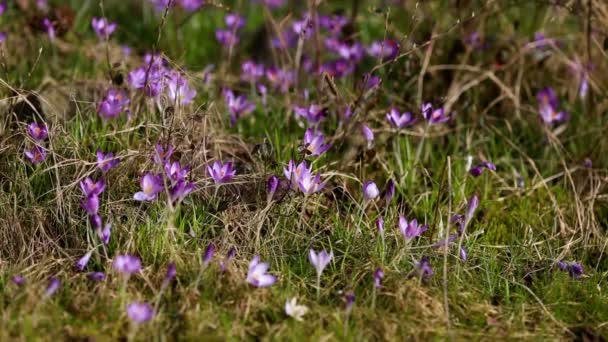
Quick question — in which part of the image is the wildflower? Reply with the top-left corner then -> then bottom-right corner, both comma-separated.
164,161 -> 190,184
27,122 -> 48,141
99,223 -> 111,245
80,177 -> 106,196
87,272 -> 105,282
98,89 -> 129,119
127,302 -> 154,323
225,13 -> 245,30
320,58 -> 354,78
386,108 -> 416,128
374,268 -> 384,288
337,42 -> 364,62
319,14 -> 349,34
345,292 -> 355,312
0,2 -> 5,15
364,74 -> 382,90
465,195 -> 479,225
241,61 -> 264,82
583,158 -> 592,169
431,233 -> 457,249
557,261 -> 584,279
361,124 -> 374,148
459,247 -> 468,261
91,17 -> 117,40
207,160 -> 236,184
75,250 -> 94,272
202,243 -> 215,267
0,32 -> 6,44
96,151 -> 120,173
416,257 -> 433,279
422,103 -> 450,124
266,67 -> 293,93
292,15 -> 313,38
167,72 -> 197,105
294,104 -> 328,124
367,39 -> 399,60
153,143 -> 174,165
224,89 -> 255,125
219,247 -> 236,272
81,194 -> 100,216
267,175 -> 279,201
362,181 -> 380,200
469,161 -> 496,177
463,31 -> 488,50
89,214 -> 102,230
399,216 -> 428,239
24,145 -> 47,164
169,180 -> 194,204
283,160 -> 308,188
215,29 -> 239,48
309,249 -> 333,277
285,297 -> 309,321
42,18 -> 55,41
383,179 -> 395,205
536,88 -> 568,124
12,275 -> 25,286
133,173 -> 164,201
113,255 -> 142,275
163,262 -> 176,285
376,217 -> 384,234
44,277 -> 60,297
296,166 -> 326,195
127,67 -> 148,89
178,0 -> 204,11
302,129 -> 331,157
247,255 -> 277,288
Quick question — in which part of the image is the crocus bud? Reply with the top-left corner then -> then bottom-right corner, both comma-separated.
362,181 -> 379,200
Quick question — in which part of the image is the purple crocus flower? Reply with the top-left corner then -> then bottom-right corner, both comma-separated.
207,160 -> 236,184
113,255 -> 142,275
215,29 -> 239,48
44,277 -> 60,297
133,173 -> 164,201
320,58 -> 355,78
283,160 -> 309,188
364,74 -> 382,90
219,247 -> 236,272
0,32 -> 6,44
12,275 -> 26,286
75,250 -> 94,271
469,161 -> 496,177
89,214 -> 102,230
91,17 -> 117,40
296,165 -> 326,195
302,129 -> 331,157
422,103 -> 450,124
319,14 -> 349,33
178,0 -> 204,11
81,194 -> 100,216
24,145 -> 47,164
164,262 -> 176,285
98,89 -> 129,119
167,72 -> 197,105
247,255 -> 277,288
367,40 -> 400,60
127,302 -> 154,323
309,249 -> 333,277
386,108 -> 416,128
337,42 -> 364,61
87,272 -> 105,282
96,150 -> 120,173
153,143 -> 174,165
224,89 -> 255,125
267,175 -> 279,201
373,268 -> 384,288
459,247 -> 468,261
169,180 -> 194,204
164,161 -> 190,184
464,31 -> 488,50
27,122 -> 48,141
294,104 -> 327,124
536,88 -> 568,124
42,18 -> 55,41
416,257 -> 433,280
0,2 -> 6,16
557,261 -> 584,279
241,61 -> 264,82
80,177 -> 105,197
383,179 -> 395,205
465,195 -> 479,224
362,181 -> 380,200
202,243 -> 215,266
345,292 -> 355,312
99,222 -> 111,245
376,217 -> 384,234
266,67 -> 293,93
127,67 -> 148,89
399,216 -> 428,239
225,13 -> 245,30
361,124 -> 374,148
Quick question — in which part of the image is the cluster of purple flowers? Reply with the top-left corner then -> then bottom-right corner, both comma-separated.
216,13 -> 245,49
283,160 -> 326,195
24,122 -> 49,165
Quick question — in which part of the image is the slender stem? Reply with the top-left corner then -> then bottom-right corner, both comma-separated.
316,274 -> 321,301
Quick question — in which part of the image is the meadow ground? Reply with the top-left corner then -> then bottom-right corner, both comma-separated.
1,0 -> 608,340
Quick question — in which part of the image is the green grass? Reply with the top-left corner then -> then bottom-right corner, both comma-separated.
1,0 -> 608,340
